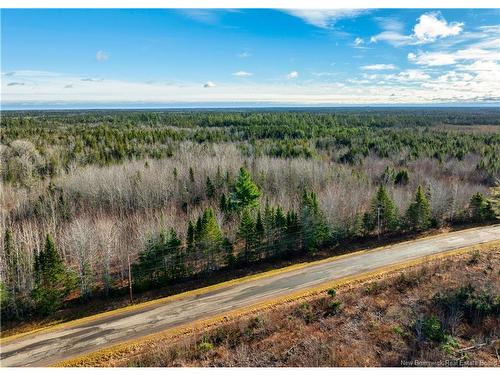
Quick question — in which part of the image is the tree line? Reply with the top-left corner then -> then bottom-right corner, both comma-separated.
2,167 -> 497,318
2,110 -> 499,186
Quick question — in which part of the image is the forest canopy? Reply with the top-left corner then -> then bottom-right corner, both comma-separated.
1,108 -> 499,321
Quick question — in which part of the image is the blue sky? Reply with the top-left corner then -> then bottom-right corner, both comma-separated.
1,9 -> 499,107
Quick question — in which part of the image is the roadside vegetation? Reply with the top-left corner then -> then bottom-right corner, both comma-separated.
111,247 -> 499,367
1,109 -> 499,326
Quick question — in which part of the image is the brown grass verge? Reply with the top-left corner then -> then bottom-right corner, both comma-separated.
56,240 -> 500,367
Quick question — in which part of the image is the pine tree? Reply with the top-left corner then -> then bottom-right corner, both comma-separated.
231,167 -> 261,211
394,169 -> 409,186
406,185 -> 431,231
368,185 -> 398,235
32,234 -> 74,316
166,228 -> 184,279
286,209 -> 300,252
198,208 -> 223,271
219,193 -> 228,213
301,191 -> 329,252
205,176 -> 215,199
238,209 -> 255,263
263,200 -> 276,256
470,192 -> 495,222
255,211 -> 265,242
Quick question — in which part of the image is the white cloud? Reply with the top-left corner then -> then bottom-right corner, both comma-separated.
287,71 -> 299,80
285,9 -> 367,29
408,47 -> 500,66
362,69 -> 431,83
361,64 -> 397,71
96,50 -> 109,62
371,12 -> 464,47
232,71 -> 252,77
413,12 -> 464,42
237,51 -> 251,58
203,81 -> 216,88
370,31 -> 413,47
2,69 -> 498,106
353,37 -> 364,47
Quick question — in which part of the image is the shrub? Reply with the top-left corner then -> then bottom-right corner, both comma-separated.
420,315 -> 445,343
327,288 -> 337,298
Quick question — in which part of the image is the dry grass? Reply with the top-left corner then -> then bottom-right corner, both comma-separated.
60,243 -> 500,367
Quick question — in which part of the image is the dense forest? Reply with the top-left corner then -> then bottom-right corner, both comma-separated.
1,109 -> 499,321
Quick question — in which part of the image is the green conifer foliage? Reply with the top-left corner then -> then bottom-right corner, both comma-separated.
32,234 -> 73,315
366,185 -> 399,235
231,167 -> 261,211
238,209 -> 256,263
205,176 -> 215,199
301,191 -> 329,251
406,185 -> 432,231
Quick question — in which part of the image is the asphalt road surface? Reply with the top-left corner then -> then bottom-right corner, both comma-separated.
1,225 -> 499,367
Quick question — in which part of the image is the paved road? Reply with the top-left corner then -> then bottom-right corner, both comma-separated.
1,225 -> 499,367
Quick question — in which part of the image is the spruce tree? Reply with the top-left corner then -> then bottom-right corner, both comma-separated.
223,237 -> 235,268
219,193 -> 228,213
199,208 -> 223,271
255,211 -> 265,245
205,176 -> 215,199
470,192 -> 495,222
263,200 -> 276,256
32,234 -> 73,316
301,191 -> 329,251
369,185 -> 398,234
166,228 -> 184,279
231,167 -> 261,211
238,209 -> 255,263
406,185 -> 431,231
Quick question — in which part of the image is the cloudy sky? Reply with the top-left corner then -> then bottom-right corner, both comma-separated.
1,9 -> 499,108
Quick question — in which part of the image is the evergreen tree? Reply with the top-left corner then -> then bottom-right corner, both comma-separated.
223,237 -> 235,268
238,209 -> 255,263
166,228 -> 184,279
470,192 -> 495,222
286,209 -> 300,252
198,208 -> 223,271
219,193 -> 228,213
255,210 -> 265,257
32,234 -> 73,316
263,200 -> 276,256
301,191 -> 329,251
274,206 -> 288,254
406,185 -> 432,231
231,167 -> 261,211
366,185 -> 399,235
394,169 -> 409,186
205,176 -> 215,199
